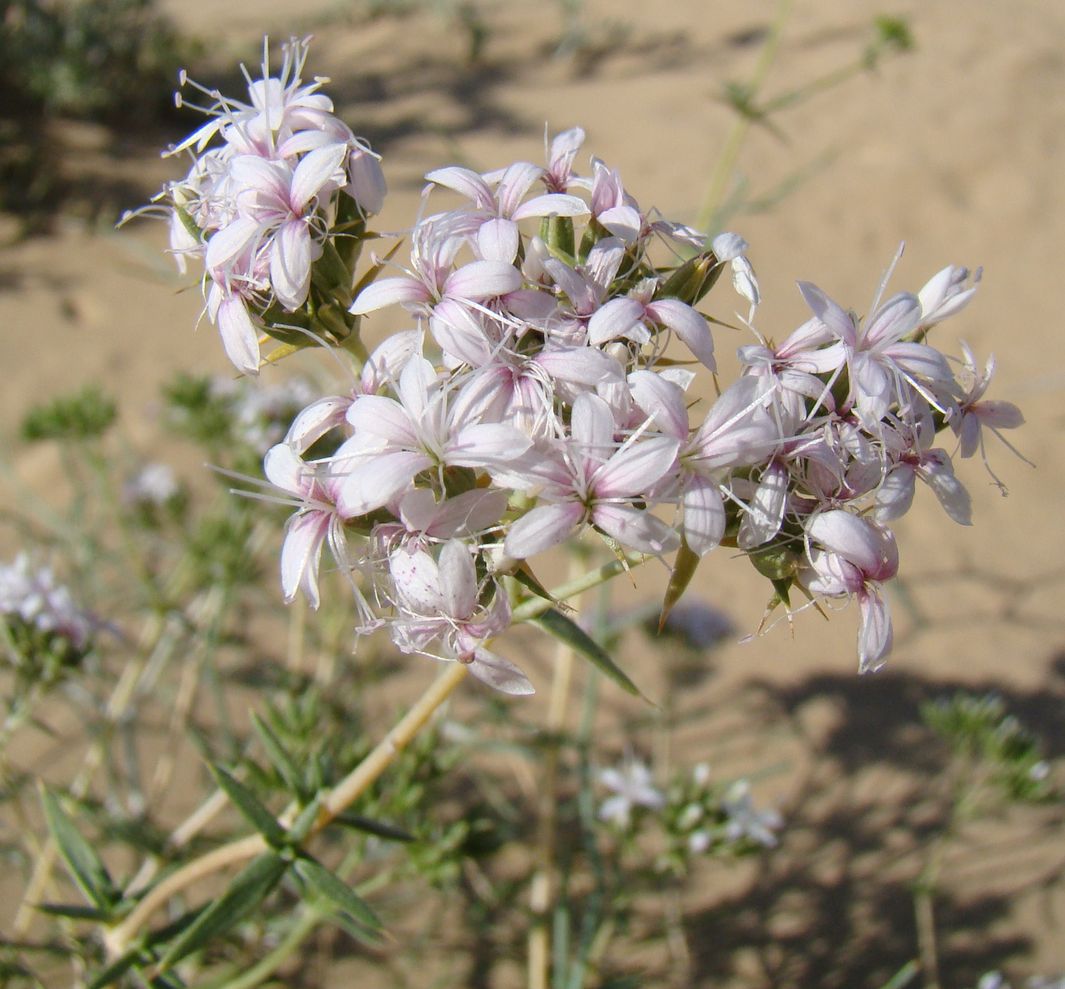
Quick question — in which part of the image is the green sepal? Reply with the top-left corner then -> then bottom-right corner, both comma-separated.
659,538 -> 701,631
531,608 -> 646,701
294,855 -> 382,932
543,215 -> 575,261
747,541 -> 800,583
333,812 -> 416,843
40,787 -> 118,913
207,764 -> 287,848
658,250 -> 722,306
157,852 -> 289,971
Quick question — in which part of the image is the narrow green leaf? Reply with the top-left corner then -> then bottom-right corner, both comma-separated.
251,714 -> 303,796
659,538 -> 701,631
294,856 -> 382,931
333,812 -> 416,843
40,787 -> 116,912
157,853 -> 288,971
37,902 -> 113,921
288,795 -> 323,845
86,947 -> 143,989
531,609 -> 645,700
511,561 -> 560,605
207,764 -> 287,847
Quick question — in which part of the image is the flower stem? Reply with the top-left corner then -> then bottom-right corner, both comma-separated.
528,552 -> 586,989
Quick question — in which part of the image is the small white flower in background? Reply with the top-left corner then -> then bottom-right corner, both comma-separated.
722,779 -> 782,848
977,975 -> 1011,989
597,757 -> 665,827
0,555 -> 91,652
123,463 -> 180,507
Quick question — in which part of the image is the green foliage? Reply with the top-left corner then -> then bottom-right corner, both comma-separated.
0,0 -> 187,122
532,607 -> 645,699
20,385 -> 117,442
922,692 -> 1053,803
40,788 -> 120,915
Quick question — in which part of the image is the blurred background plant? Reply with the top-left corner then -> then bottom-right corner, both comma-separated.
0,0 -> 195,233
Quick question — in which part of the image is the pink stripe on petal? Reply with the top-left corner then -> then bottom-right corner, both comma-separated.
280,511 -> 331,608
444,260 -> 522,301
588,297 -> 644,346
593,504 -> 679,555
504,502 -> 584,559
271,220 -> 312,310
290,143 -> 346,211
594,436 -> 679,499
857,588 -> 893,673
216,295 -> 261,375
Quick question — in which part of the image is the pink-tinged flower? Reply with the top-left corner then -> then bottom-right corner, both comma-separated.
737,461 -> 790,549
349,212 -> 519,319
799,280 -> 952,427
711,232 -> 761,321
169,37 -> 346,160
216,143 -> 348,310
588,279 -> 716,370
374,487 -> 510,553
918,264 -> 981,328
673,377 -> 780,556
284,330 -> 423,452
335,355 -> 531,514
425,160 -> 589,246
542,126 -> 585,194
539,237 -> 627,345
263,442 -> 354,611
738,315 -> 846,423
801,510 -> 899,673
874,419 -> 972,525
950,343 -> 1028,490
503,393 -> 680,559
387,540 -> 533,694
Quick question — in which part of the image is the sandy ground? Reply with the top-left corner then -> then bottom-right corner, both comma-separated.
2,0 -> 1064,985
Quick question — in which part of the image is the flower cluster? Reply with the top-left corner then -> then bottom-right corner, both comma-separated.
597,757 -> 782,870
0,554 -> 92,665
154,37 -> 386,374
157,40 -> 1024,691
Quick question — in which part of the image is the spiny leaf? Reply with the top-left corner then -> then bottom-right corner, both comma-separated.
207,764 -> 287,847
157,853 -> 289,971
40,788 -> 117,912
294,856 -> 382,932
531,609 -> 646,701
511,561 -> 562,607
659,538 -> 701,631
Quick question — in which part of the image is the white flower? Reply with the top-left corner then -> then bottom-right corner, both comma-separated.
722,780 -> 782,848
597,757 -> 665,827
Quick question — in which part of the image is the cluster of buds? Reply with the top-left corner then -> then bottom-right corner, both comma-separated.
156,39 -> 1024,691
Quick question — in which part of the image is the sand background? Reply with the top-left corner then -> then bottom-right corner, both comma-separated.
2,0 -> 1064,985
